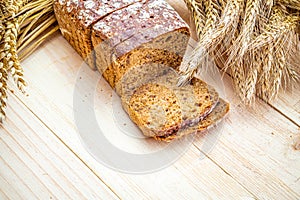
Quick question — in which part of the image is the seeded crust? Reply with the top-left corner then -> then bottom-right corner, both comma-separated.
53,0 -> 139,69
154,98 -> 230,142
91,0 -> 190,87
125,66 -> 219,137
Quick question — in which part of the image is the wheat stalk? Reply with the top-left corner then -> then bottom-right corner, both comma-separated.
227,0 -> 261,64
179,0 -> 245,86
0,0 -> 58,122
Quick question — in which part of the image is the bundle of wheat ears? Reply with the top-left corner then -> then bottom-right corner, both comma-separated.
0,0 -> 58,122
181,0 -> 300,103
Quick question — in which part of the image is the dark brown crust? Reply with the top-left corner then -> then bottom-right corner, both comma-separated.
53,0 -> 139,69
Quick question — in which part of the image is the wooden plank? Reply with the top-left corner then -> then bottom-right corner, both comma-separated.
10,33 -> 255,199
0,93 -> 118,200
193,74 -> 300,200
271,84 -> 300,126
0,191 -> 9,200
0,159 -> 37,200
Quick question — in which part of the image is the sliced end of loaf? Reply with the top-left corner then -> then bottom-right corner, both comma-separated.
154,98 -> 230,142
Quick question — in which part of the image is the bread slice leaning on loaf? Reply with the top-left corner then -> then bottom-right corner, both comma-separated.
122,64 -> 220,138
91,0 -> 190,87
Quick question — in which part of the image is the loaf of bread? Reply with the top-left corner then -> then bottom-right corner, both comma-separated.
53,0 -> 139,69
54,0 -> 230,141
91,0 -> 190,87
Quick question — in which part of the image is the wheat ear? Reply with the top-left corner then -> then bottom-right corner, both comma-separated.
179,0 -> 245,86
184,0 -> 206,39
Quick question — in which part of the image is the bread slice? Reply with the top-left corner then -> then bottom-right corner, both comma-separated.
124,67 -> 219,137
91,0 -> 190,87
53,0 -> 139,69
154,98 -> 230,142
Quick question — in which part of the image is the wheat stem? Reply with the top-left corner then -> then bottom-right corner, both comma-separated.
19,25 -> 59,61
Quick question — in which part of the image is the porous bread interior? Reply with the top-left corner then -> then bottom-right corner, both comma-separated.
128,83 -> 183,137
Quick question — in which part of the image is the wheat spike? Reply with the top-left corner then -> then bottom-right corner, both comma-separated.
256,44 -> 273,101
277,0 -> 300,11
253,5 -> 299,101
184,0 -> 206,39
5,20 -> 27,94
249,6 -> 299,50
230,59 -> 246,101
0,61 -> 8,123
179,0 -> 245,86
227,0 -> 261,64
202,0 -> 221,36
244,51 -> 259,103
269,38 -> 285,99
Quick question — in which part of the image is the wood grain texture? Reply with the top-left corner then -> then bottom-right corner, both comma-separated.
271,84 -> 300,126
0,93 -> 118,200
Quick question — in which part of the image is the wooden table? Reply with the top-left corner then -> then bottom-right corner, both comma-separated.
1,1 -> 299,199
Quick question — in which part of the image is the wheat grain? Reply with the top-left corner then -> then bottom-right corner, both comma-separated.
277,0 -> 300,10
228,0 -> 261,64
0,56 -> 8,123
